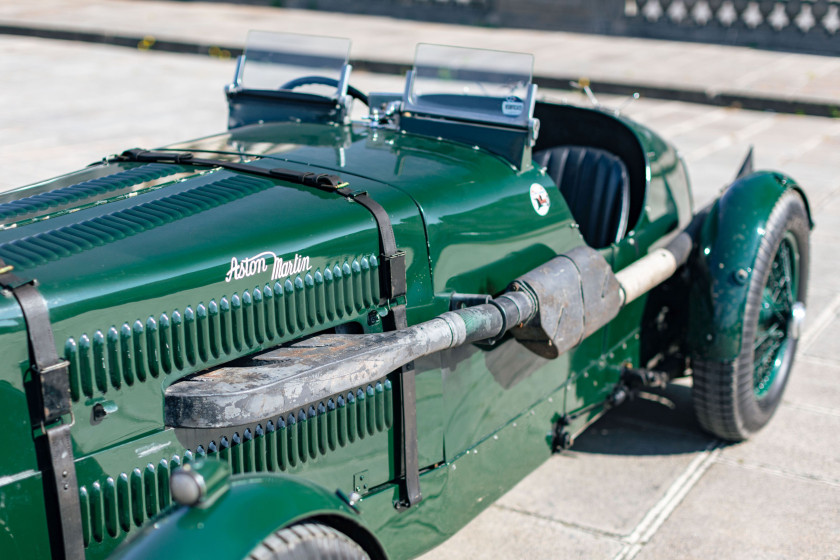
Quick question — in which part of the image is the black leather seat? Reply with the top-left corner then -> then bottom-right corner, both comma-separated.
534,146 -> 630,248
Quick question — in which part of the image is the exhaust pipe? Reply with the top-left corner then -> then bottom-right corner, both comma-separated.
615,231 -> 693,306
166,232 -> 695,428
165,290 -> 537,428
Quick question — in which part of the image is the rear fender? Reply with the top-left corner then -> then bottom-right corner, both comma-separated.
687,171 -> 811,361
111,470 -> 386,560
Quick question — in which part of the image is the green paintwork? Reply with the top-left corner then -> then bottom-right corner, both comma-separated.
109,470 -> 380,560
0,91 -> 805,560
687,171 -> 809,361
359,359 -> 603,560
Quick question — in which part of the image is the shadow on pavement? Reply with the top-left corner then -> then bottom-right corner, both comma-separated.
571,382 -> 720,457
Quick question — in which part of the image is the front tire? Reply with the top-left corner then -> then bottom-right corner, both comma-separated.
248,522 -> 371,560
693,190 -> 809,441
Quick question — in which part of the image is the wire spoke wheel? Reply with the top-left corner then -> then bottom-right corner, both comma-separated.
753,234 -> 799,398
692,190 -> 809,441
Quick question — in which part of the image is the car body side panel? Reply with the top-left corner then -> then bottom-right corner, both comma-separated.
362,362 -> 572,560
0,472 -> 51,560
389,156 -> 583,458
0,304 -> 38,476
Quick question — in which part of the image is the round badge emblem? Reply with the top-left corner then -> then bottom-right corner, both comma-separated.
530,183 -> 550,216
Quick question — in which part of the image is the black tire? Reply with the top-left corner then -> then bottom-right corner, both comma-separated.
248,522 -> 371,560
693,190 -> 809,441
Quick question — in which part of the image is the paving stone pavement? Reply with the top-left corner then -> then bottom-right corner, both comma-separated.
1,0 -> 839,113
1,5 -> 839,559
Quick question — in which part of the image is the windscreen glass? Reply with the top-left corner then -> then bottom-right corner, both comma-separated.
409,44 -> 533,124
241,31 -> 350,96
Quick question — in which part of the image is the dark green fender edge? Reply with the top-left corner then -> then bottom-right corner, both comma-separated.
687,171 -> 812,361
110,470 -> 387,560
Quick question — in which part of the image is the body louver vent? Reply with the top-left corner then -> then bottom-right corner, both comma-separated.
0,173 -> 273,269
78,380 -> 392,547
0,163 -> 187,224
194,380 -> 393,474
79,453 -> 181,546
65,254 -> 380,401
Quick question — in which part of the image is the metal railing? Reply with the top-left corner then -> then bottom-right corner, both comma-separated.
625,0 -> 840,34
278,0 -> 840,54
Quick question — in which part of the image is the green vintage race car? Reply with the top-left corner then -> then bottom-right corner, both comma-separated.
0,32 -> 811,560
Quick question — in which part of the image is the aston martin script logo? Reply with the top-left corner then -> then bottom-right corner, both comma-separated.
225,251 -> 312,283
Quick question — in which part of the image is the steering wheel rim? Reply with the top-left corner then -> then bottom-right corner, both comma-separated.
279,75 -> 368,106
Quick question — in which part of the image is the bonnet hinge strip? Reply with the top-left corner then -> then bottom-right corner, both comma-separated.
0,264 -> 84,560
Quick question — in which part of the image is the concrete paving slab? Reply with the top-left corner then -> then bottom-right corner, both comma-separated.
720,404 -> 840,486
784,355 -> 840,413
809,182 -> 840,226
661,107 -> 765,142
684,156 -> 748,207
496,409 -> 712,537
601,379 -> 702,438
415,505 -> 623,560
620,99 -> 687,124
1,0 -> 839,113
494,448 -> 682,537
0,36 -> 230,188
806,230 -> 840,291
636,462 -> 840,560
748,116 -> 840,168
801,287 -> 840,335
800,313 -> 840,365
629,103 -> 724,137
781,163 -> 840,208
